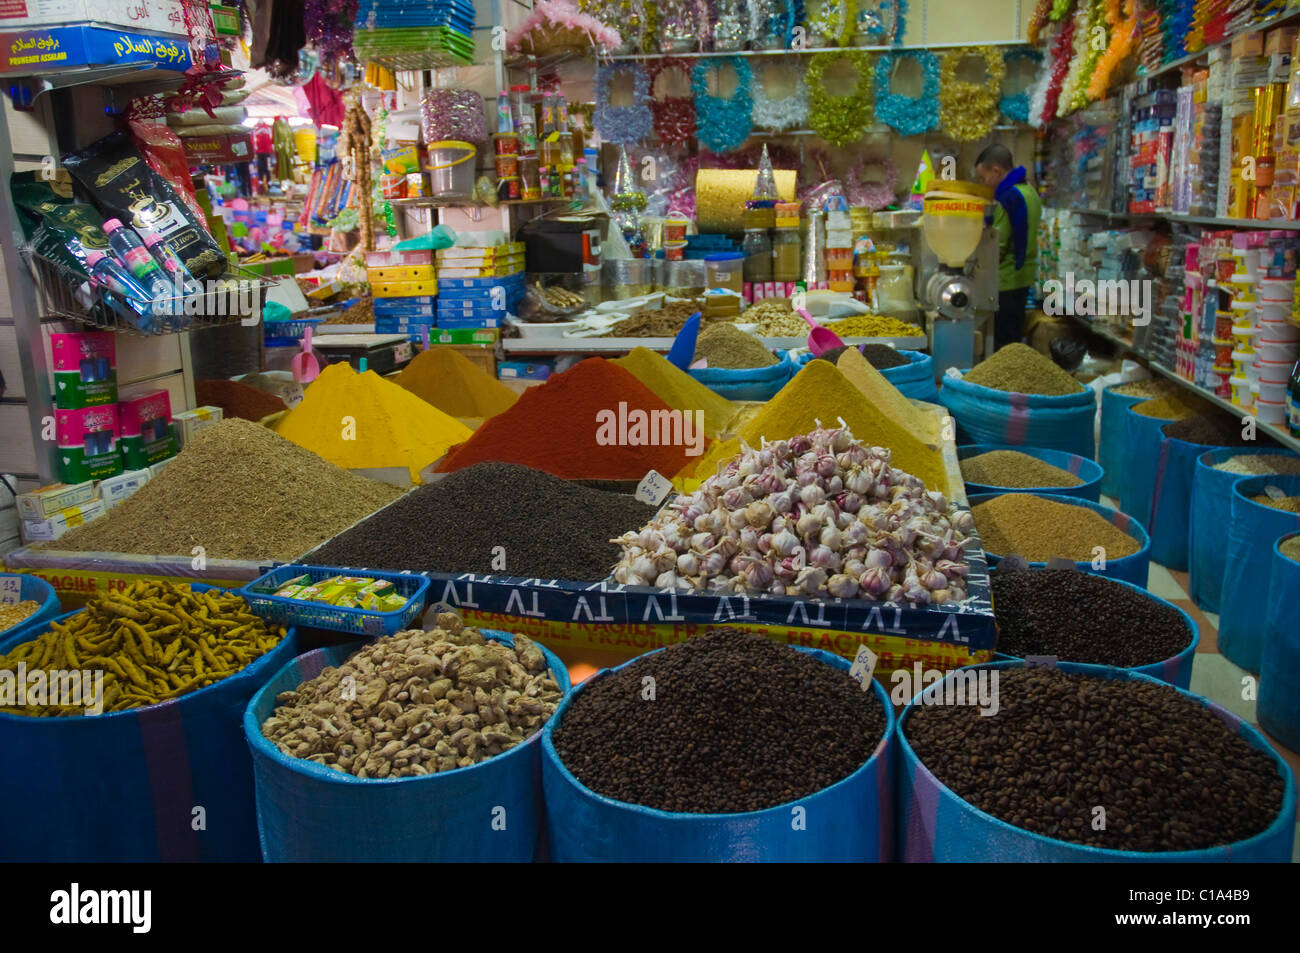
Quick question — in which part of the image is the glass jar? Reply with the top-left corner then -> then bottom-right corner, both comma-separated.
771,228 -> 801,282
742,229 -> 773,282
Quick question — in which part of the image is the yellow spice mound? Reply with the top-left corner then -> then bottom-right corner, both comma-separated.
611,347 -> 736,439
393,346 -> 518,419
275,362 -> 473,482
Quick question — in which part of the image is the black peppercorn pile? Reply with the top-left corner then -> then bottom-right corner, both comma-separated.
991,570 -> 1192,667
906,667 -> 1285,852
813,344 -> 910,369
1162,414 -> 1275,447
308,462 -> 655,581
551,629 -> 886,813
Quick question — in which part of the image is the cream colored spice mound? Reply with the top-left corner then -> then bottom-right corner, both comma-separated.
261,614 -> 563,778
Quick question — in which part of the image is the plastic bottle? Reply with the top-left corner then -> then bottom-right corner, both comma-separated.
143,231 -> 202,297
496,91 -> 514,134
83,250 -> 157,329
102,218 -> 174,300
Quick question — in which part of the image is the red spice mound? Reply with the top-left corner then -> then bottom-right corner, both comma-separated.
435,358 -> 705,479
195,378 -> 288,421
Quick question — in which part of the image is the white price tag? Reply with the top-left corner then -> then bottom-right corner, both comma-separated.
634,469 -> 672,506
0,576 -> 21,605
848,644 -> 877,691
1264,484 -> 1286,501
394,342 -> 413,363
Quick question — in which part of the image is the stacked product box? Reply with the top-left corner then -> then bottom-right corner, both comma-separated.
436,241 -> 525,329
367,248 -> 438,336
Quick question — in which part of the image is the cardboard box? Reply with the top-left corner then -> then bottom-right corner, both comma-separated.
51,331 -> 116,408
55,405 -> 122,483
16,480 -> 95,520
118,390 -> 176,470
1266,26 -> 1298,55
97,468 -> 151,508
371,278 -> 438,298
181,132 -> 254,164
435,316 -> 502,329
173,406 -> 223,448
366,264 -> 436,282
0,23 -> 190,72
365,249 -> 435,267
0,0 -> 186,35
21,498 -> 105,543
497,360 -> 553,381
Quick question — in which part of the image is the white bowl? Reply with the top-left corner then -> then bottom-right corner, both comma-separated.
512,320 -> 582,338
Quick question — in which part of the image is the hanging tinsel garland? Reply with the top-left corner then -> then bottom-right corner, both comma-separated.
806,50 -> 874,147
692,56 -> 754,153
939,46 -> 1004,141
649,58 -> 697,145
1000,48 -> 1044,123
750,61 -> 809,132
844,153 -> 899,209
594,61 -> 654,145
873,49 -> 939,136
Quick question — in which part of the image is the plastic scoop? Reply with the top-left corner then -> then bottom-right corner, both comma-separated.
359,357 -> 368,373
421,327 -> 430,352
798,307 -> 844,357
666,311 -> 702,370
291,324 -> 321,383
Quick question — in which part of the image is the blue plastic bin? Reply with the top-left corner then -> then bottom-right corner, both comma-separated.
541,646 -> 895,862
898,660 -> 1297,862
690,351 -> 793,402
240,564 -> 430,637
958,443 -> 1103,501
969,491 -> 1150,588
1260,532 -> 1300,752
0,584 -> 298,861
245,630 -> 570,861
0,572 -> 59,640
1098,385 -> 1146,498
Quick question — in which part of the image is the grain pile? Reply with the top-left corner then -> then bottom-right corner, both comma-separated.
814,344 -> 909,369
49,418 -> 403,561
905,666 -> 1285,852
1110,378 -> 1179,398
965,343 -> 1084,396
0,581 -> 286,715
991,569 -> 1191,666
261,613 -> 562,777
972,494 -> 1139,562
0,600 -> 40,632
1132,393 -> 1211,419
1252,493 -> 1300,513
1281,536 -> 1300,562
324,297 -> 375,324
826,314 -> 925,337
603,299 -> 709,337
1214,454 -> 1300,475
1163,414 -> 1264,446
694,323 -> 777,368
551,629 -> 886,813
309,462 -> 655,581
747,299 -> 805,336
961,450 -> 1083,488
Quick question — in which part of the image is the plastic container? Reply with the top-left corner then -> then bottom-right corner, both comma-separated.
1098,385 -> 1146,498
1219,474 -> 1300,672
0,586 -> 299,861
958,444 -> 1103,502
1231,375 -> 1252,407
541,646 -> 895,862
0,572 -> 59,639
426,140 -> 477,198
690,350 -> 794,401
245,630 -> 570,861
939,372 -> 1097,459
1257,397 -> 1287,424
897,660 -> 1296,862
968,491 -> 1150,588
1258,379 -> 1290,403
239,564 -> 430,637
994,574 -> 1198,688
1119,402 -> 1178,526
602,258 -> 653,299
1260,531 -> 1300,751
704,252 -> 744,294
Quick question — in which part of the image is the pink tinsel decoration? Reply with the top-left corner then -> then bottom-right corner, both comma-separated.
507,0 -> 622,54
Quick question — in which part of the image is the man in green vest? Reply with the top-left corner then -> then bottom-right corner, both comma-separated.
975,144 -> 1042,351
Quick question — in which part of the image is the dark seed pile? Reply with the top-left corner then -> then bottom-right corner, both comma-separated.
906,667 -> 1285,852
814,343 -> 910,369
309,462 -> 655,581
991,570 -> 1192,667
552,628 -> 886,813
1162,414 -> 1273,447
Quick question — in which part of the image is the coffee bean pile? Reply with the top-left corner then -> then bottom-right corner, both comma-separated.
551,629 -> 886,813
1162,414 -> 1273,447
309,462 -> 655,581
991,569 -> 1192,667
814,344 -> 909,369
906,667 -> 1285,852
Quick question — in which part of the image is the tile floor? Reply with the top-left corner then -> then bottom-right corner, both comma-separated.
1102,497 -> 1300,861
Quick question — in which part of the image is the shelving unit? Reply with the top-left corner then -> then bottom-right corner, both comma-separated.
605,38 -> 1031,60
1136,8 -> 1300,80
1071,208 -> 1300,230
501,335 -> 927,354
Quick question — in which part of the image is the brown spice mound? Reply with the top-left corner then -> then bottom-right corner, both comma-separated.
195,378 -> 288,422
48,418 -> 403,561
964,343 -> 1084,396
694,322 -> 778,369
961,450 -> 1084,488
324,297 -> 375,324
972,493 -> 1139,562
1132,394 -> 1211,419
1281,536 -> 1300,562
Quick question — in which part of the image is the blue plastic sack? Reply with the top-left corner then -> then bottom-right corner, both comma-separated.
245,630 -> 570,862
795,348 -> 937,401
0,572 -> 59,640
1260,532 -> 1300,752
1098,386 -> 1145,498
958,443 -> 1103,502
690,351 -> 793,402
542,646 -> 894,862
1149,433 -> 1232,572
969,492 -> 1150,588
1219,475 -> 1300,673
994,575 -> 1198,688
0,585 -> 299,862
1189,449 -> 1298,613
898,660 -> 1297,862
938,372 -> 1096,458
1118,405 -> 1172,527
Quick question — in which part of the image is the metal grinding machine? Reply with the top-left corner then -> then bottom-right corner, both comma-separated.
919,182 -> 1000,375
